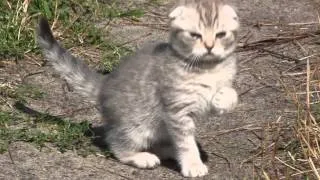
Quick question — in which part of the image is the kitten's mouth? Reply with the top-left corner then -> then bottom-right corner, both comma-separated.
186,54 -> 223,70
201,53 -> 222,62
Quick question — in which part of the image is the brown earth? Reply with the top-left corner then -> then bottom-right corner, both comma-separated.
1,0 -> 320,179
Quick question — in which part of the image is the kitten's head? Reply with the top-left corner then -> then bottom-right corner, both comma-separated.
169,0 -> 239,65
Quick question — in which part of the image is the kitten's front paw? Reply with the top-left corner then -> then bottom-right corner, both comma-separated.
212,87 -> 238,114
181,162 -> 208,177
120,152 -> 160,169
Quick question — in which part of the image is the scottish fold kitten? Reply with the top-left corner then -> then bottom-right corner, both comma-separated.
37,0 -> 239,177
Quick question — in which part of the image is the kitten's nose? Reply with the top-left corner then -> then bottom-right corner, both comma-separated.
204,43 -> 213,53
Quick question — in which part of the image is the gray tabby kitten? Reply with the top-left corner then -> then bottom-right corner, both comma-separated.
37,0 -> 239,177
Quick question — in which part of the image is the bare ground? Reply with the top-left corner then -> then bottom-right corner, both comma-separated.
1,0 -> 320,179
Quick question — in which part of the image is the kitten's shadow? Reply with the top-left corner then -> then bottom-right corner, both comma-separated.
14,102 -> 208,173
88,125 -> 208,172
13,101 -> 111,150
85,125 -> 109,150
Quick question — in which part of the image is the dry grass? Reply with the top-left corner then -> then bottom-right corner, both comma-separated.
292,60 -> 320,179
273,52 -> 319,179
251,59 -> 320,180
236,20 -> 320,178
284,24 -> 320,178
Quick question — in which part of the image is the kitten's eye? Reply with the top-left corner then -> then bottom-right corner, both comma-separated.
189,32 -> 202,40
216,31 -> 226,39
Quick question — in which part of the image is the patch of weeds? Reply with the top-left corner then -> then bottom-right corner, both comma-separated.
148,0 -> 167,5
0,84 -> 45,103
15,84 -> 46,101
1,0 -> 144,73
0,0 -> 52,58
100,45 -> 132,73
0,111 -> 100,157
0,83 -> 16,100
35,114 -> 95,155
107,8 -> 145,19
102,0 -> 145,19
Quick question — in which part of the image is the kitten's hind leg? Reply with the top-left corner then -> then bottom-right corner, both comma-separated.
115,151 -> 161,169
106,125 -> 161,169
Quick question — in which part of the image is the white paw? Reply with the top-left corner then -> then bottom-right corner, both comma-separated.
121,152 -> 160,169
212,87 -> 238,114
181,162 -> 208,177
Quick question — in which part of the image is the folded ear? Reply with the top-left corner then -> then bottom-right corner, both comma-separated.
220,5 -> 239,30
221,5 -> 238,21
169,6 -> 186,19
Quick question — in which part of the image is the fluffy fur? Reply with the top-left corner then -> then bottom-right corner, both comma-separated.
37,0 -> 239,177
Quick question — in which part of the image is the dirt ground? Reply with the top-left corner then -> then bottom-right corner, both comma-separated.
1,0 -> 320,179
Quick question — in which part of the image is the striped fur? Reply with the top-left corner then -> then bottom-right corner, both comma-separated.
37,0 -> 239,177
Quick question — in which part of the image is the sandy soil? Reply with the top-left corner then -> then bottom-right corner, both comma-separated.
1,0 -> 320,179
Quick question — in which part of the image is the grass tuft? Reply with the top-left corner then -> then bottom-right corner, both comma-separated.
0,83 -> 45,103
0,0 -> 141,73
0,111 -> 98,156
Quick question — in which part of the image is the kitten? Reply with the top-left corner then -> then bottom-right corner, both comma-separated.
37,0 -> 239,177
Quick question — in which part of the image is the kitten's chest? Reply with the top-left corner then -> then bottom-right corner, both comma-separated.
176,68 -> 235,110
193,73 -> 223,90
187,68 -> 234,93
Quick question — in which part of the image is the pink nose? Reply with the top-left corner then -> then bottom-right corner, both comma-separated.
204,42 -> 213,52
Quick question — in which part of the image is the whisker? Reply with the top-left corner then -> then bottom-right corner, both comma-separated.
184,54 -> 194,71
190,55 -> 197,71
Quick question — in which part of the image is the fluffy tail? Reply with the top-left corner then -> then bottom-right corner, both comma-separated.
37,17 -> 102,103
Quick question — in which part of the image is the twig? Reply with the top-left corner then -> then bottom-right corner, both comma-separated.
7,143 -> 14,164
257,48 -> 300,63
309,157 -> 320,179
24,54 -> 42,66
237,30 -> 320,52
275,156 -> 302,173
0,96 -> 13,109
239,86 -> 266,97
118,22 -> 168,31
23,70 -> 45,79
239,52 -> 268,65
282,168 -> 320,179
299,54 -> 319,61
295,91 -> 320,95
117,32 -> 152,47
214,125 -> 262,137
262,170 -> 271,180
298,131 -> 318,159
282,72 -> 307,76
240,143 -> 275,167
210,151 -> 231,169
248,22 -> 319,27
307,59 -> 311,109
288,22 -> 320,26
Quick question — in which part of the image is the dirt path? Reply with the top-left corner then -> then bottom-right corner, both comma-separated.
1,0 -> 319,179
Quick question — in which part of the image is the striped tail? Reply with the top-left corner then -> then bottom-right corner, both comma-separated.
37,17 -> 103,103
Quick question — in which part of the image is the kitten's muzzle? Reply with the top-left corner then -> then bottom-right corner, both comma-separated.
204,43 -> 214,53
